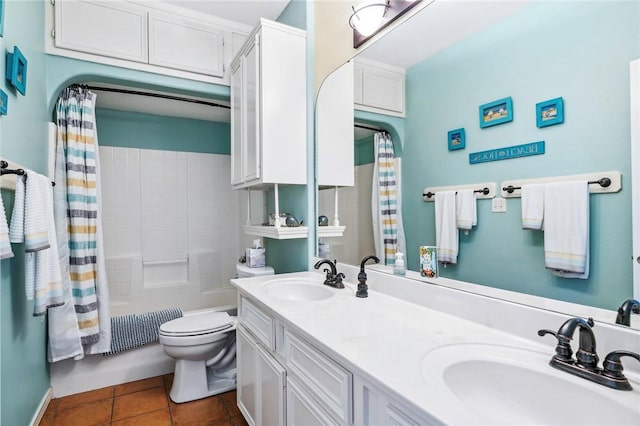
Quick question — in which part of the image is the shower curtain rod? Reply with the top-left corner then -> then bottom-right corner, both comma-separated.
72,84 -> 231,110
355,123 -> 386,132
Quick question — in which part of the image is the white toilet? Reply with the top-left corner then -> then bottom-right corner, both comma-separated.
159,263 -> 274,403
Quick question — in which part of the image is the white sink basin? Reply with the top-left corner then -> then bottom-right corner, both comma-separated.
422,344 -> 640,425
264,278 -> 333,302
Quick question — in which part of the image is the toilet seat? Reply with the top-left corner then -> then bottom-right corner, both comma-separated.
160,312 -> 236,338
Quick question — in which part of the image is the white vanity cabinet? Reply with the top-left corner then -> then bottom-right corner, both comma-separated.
237,297 -> 286,426
230,19 -> 307,189
355,377 -> 434,426
237,294 -> 355,426
354,58 -> 406,117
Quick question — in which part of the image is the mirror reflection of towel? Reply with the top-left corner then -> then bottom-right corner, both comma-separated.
543,181 -> 589,279
435,191 -> 458,264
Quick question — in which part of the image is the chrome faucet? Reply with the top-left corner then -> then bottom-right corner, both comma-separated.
314,259 -> 345,289
538,317 -> 640,390
615,299 -> 640,326
356,255 -> 380,298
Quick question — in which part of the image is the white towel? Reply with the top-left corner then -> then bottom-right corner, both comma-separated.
456,189 -> 477,232
435,191 -> 458,264
543,181 -> 589,279
0,193 -> 14,259
23,173 -> 65,312
521,184 -> 545,230
9,174 -> 25,243
24,171 -> 50,252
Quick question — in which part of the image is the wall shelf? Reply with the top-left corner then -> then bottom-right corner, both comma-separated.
243,225 -> 309,240
318,226 -> 346,238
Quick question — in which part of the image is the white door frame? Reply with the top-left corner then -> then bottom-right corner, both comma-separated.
631,58 -> 640,298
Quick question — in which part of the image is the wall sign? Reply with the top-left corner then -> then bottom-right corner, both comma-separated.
469,141 -> 545,164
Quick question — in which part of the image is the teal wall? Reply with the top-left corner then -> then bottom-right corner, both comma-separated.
277,0 -> 306,30
355,135 -> 374,165
402,1 -> 640,310
96,108 -> 230,154
0,1 -> 51,425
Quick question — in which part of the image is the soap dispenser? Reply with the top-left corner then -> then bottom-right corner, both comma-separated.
393,252 -> 406,276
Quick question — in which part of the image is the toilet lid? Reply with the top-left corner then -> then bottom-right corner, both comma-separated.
159,312 -> 234,336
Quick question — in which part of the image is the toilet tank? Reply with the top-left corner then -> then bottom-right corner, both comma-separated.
236,263 -> 275,278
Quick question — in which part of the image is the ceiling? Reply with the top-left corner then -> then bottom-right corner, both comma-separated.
360,0 -> 532,68
161,0 -> 290,27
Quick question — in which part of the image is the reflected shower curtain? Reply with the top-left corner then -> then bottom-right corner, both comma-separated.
50,86 -> 111,361
372,132 -> 406,266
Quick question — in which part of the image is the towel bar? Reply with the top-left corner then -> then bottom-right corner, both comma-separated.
500,171 -> 621,198
503,178 -> 611,194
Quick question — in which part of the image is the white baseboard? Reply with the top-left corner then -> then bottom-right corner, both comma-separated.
31,387 -> 53,426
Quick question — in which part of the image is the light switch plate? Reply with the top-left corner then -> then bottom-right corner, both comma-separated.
492,197 -> 507,212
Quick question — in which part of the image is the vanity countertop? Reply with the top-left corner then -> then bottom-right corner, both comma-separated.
231,271 -> 640,425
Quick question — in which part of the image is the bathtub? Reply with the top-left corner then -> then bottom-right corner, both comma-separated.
49,305 -> 237,398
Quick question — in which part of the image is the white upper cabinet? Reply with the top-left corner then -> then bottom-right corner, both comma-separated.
50,0 -> 250,85
354,58 -> 406,117
54,0 -> 148,63
148,11 -> 224,77
230,19 -> 307,189
317,61 -> 355,188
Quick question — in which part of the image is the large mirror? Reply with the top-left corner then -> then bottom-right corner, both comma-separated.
316,0 -> 640,329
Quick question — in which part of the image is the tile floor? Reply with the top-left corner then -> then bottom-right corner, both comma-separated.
39,374 -> 249,426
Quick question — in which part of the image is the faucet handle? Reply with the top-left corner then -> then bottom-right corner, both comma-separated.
538,329 -> 573,361
603,350 -> 640,378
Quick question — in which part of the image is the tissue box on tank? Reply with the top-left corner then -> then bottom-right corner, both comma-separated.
245,248 -> 266,268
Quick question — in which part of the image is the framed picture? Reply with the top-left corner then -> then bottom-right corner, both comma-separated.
0,0 -> 5,37
0,89 -> 7,115
6,46 -> 27,95
479,96 -> 513,128
536,97 -> 564,128
447,128 -> 465,151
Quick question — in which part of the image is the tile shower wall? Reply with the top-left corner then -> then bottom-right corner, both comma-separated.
319,163 -> 375,264
100,146 -> 264,316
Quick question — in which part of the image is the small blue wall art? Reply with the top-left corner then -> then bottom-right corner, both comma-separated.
536,97 -> 564,128
479,96 -> 513,128
447,128 -> 465,151
6,46 -> 27,95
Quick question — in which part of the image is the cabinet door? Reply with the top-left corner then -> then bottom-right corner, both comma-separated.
237,326 -> 257,426
287,376 -> 340,426
54,0 -> 148,63
353,62 -> 363,105
231,60 -> 244,185
317,61 -> 355,187
243,36 -> 261,183
256,345 -> 286,426
360,66 -> 405,114
148,11 -> 224,77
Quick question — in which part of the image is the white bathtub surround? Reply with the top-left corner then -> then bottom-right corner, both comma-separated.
100,146 -> 264,316
232,270 -> 640,424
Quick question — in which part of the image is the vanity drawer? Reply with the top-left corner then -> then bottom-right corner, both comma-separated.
240,296 -> 274,351
284,330 -> 353,424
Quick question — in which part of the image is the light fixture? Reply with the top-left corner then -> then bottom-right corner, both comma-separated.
349,0 -> 425,48
349,1 -> 390,37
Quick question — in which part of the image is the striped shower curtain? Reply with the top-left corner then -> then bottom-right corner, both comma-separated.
53,86 -> 111,358
372,132 -> 406,266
